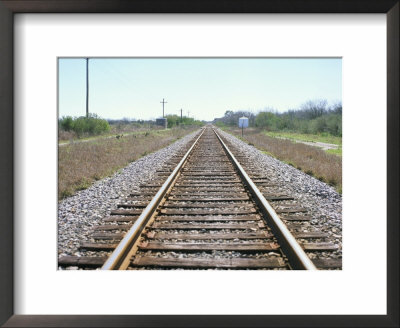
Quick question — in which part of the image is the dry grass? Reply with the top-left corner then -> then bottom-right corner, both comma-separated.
109,123 -> 159,134
58,130 -> 78,141
58,124 -> 164,142
228,128 -> 342,192
58,127 -> 198,199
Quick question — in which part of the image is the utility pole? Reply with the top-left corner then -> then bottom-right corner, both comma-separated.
86,58 -> 89,118
160,98 -> 167,118
180,109 -> 183,123
188,111 -> 190,119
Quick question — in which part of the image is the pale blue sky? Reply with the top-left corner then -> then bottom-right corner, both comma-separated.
58,58 -> 341,121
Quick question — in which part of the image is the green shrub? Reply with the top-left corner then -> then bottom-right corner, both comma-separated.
165,114 -> 203,128
58,114 -> 110,137
59,116 -> 74,131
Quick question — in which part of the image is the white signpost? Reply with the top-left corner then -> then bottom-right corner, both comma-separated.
238,116 -> 249,137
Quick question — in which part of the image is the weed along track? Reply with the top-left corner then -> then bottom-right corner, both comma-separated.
59,125 -> 341,270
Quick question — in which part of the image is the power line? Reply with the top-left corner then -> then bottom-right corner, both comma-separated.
86,58 -> 89,118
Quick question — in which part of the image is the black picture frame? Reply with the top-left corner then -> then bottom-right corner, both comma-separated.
0,1 -> 398,327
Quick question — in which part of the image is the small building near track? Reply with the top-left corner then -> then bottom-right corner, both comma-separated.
156,117 -> 167,129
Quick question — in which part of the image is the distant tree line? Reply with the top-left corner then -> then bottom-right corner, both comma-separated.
59,114 -> 110,137
107,118 -> 154,125
107,118 -> 156,130
214,100 -> 342,136
165,115 -> 204,128
216,110 -> 256,127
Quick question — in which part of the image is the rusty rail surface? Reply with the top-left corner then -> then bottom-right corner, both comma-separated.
101,128 -> 206,269
59,125 -> 341,270
213,128 -> 316,270
102,126 -> 315,270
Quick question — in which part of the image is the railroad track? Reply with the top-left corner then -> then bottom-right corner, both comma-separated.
59,125 -> 341,270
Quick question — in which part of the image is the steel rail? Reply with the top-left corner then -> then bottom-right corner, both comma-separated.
213,128 -> 317,270
102,128 -> 206,270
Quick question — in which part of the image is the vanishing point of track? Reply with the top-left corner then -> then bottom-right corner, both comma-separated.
59,125 -> 340,270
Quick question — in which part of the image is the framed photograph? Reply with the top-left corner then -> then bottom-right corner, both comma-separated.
1,0 -> 398,327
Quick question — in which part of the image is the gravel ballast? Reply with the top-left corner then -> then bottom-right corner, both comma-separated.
58,130 -> 200,257
217,128 -> 342,261
58,127 -> 342,266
